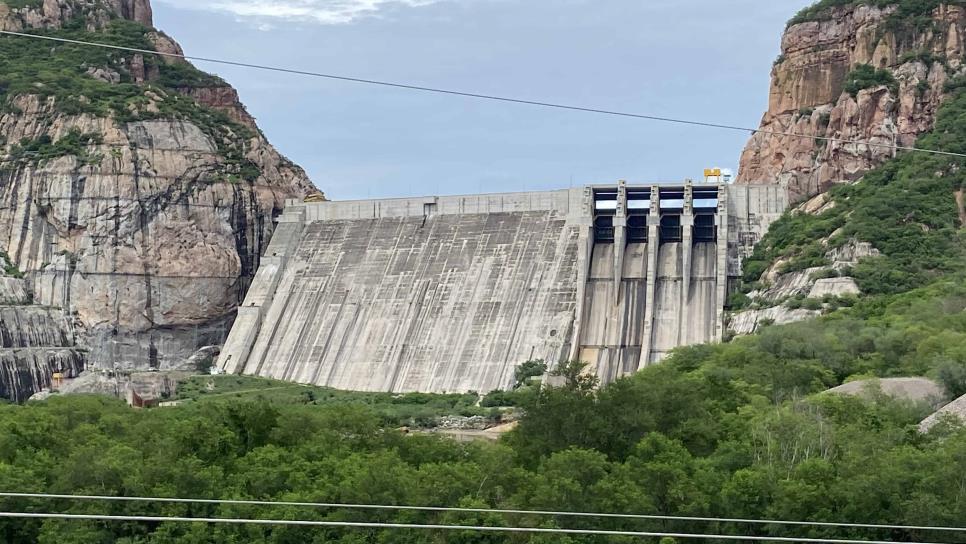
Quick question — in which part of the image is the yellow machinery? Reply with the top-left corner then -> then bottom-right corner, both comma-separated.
303,190 -> 327,203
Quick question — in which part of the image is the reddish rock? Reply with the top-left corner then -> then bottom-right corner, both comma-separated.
737,4 -> 966,202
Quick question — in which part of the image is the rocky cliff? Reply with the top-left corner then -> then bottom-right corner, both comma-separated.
0,0 -> 314,399
737,1 -> 966,202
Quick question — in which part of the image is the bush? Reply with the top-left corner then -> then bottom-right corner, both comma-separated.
0,250 -> 23,279
741,259 -> 769,284
843,64 -> 898,97
810,268 -> 840,281
514,359 -> 547,389
481,389 -> 524,407
803,298 -> 824,311
194,356 -> 214,374
937,360 -> 966,398
727,291 -> 751,310
4,129 -> 103,167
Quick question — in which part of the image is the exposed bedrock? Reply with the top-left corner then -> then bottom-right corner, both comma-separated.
737,3 -> 966,202
0,0 -> 314,399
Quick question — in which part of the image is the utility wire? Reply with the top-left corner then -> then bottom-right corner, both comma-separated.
3,493 -> 964,534
1,30 -> 965,159
0,511 -> 948,544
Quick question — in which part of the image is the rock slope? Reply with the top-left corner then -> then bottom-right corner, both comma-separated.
0,253 -> 83,402
0,0 -> 313,399
737,2 -> 966,202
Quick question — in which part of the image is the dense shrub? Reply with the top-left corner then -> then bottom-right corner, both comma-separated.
843,64 -> 898,97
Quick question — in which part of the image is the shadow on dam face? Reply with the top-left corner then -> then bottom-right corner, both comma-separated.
218,183 -> 787,393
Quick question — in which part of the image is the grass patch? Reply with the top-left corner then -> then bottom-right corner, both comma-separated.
174,375 -> 496,428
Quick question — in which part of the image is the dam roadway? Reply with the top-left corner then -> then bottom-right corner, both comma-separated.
218,182 -> 786,393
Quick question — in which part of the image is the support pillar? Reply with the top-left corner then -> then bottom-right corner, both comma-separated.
612,181 -> 627,304
568,187 -> 595,362
714,184 -> 730,341
638,186 -> 661,369
678,184 -> 694,345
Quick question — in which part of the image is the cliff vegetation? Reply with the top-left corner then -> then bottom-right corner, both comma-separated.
0,17 -> 259,180
790,0 -> 966,26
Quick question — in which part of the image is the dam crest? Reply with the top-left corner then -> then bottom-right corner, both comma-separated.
219,183 -> 786,392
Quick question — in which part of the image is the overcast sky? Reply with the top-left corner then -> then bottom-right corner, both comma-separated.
153,0 -> 809,200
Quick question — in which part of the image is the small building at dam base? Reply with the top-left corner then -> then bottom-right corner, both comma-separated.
218,182 -> 787,393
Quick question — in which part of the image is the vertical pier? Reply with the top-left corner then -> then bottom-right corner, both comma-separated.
678,185 -> 694,345
714,185 -> 730,341
638,186 -> 661,370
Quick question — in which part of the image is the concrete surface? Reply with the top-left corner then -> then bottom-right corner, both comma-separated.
219,183 -> 788,392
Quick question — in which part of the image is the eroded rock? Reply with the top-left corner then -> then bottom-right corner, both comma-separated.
0,1 -> 315,399
737,4 -> 965,202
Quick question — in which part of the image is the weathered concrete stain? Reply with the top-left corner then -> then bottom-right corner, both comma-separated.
220,183 -> 787,393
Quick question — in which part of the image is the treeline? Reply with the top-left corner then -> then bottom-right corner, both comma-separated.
1,299 -> 965,544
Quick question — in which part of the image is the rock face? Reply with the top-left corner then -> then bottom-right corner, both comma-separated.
0,0 -> 313,399
0,254 -> 84,402
737,3 -> 966,202
828,377 -> 947,407
728,306 -> 821,336
921,393 -> 966,431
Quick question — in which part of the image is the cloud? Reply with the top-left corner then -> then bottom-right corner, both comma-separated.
158,0 -> 450,25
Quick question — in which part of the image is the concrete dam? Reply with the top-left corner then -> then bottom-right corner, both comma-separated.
218,183 -> 786,393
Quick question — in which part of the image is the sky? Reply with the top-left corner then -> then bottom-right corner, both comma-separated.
152,0 -> 810,200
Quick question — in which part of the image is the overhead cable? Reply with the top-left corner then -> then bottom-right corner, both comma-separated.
1,30 -> 965,159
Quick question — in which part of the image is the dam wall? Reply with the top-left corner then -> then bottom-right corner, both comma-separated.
219,183 -> 787,393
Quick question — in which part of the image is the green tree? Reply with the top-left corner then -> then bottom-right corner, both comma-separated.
514,359 -> 548,389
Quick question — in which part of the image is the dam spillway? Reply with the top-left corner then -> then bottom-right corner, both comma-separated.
218,183 -> 786,393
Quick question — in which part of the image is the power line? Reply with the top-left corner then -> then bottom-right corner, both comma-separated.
1,30 -> 965,159
3,493 -> 964,534
0,511 -> 947,544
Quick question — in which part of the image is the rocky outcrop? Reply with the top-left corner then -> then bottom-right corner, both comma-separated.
179,86 -> 257,128
728,306 -> 821,336
828,377 -> 947,407
0,0 -> 152,31
0,251 -> 84,401
921,393 -> 966,431
737,3 -> 966,202
0,0 -> 314,399
728,233 -> 876,335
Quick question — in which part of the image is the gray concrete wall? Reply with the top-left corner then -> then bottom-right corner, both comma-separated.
229,209 -> 581,393
219,183 -> 788,392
